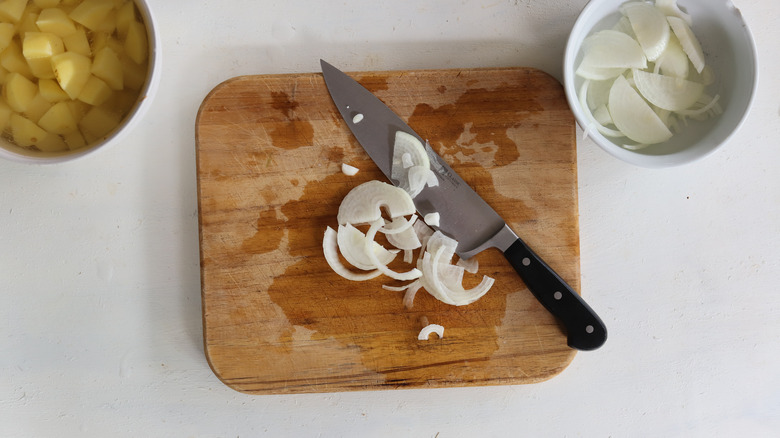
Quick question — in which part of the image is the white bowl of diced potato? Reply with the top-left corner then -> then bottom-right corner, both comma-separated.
0,0 -> 159,164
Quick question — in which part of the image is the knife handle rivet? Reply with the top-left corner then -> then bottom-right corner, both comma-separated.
521,257 -> 531,266
585,325 -> 595,334
553,291 -> 563,300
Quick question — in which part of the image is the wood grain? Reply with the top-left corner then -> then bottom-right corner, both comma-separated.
195,67 -> 579,394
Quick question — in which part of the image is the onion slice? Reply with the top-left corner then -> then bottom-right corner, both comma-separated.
337,223 -> 397,271
667,16 -> 705,73
337,180 -> 416,225
364,220 -> 422,281
418,324 -> 444,340
655,0 -> 692,26
609,75 -> 673,144
620,1 -> 670,62
341,163 -> 359,176
632,69 -> 704,111
323,227 -> 382,281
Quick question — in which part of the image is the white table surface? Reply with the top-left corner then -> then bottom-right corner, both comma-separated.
2,1 -> 779,436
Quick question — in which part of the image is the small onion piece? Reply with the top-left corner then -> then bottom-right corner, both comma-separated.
364,220 -> 422,281
667,16 -> 705,73
323,227 -> 382,281
341,163 -> 359,176
337,180 -> 416,225
418,324 -> 444,340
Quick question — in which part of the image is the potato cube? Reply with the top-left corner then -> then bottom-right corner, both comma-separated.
0,41 -> 33,79
38,101 -> 76,134
69,0 -> 113,31
17,9 -> 41,35
120,53 -> 145,90
51,51 -> 91,99
0,22 -> 14,52
34,0 -> 62,8
77,75 -> 112,105
23,32 -> 65,59
36,131 -> 68,152
4,72 -> 38,112
95,9 -> 116,34
116,1 -> 135,38
24,93 -> 54,123
0,0 -> 27,23
62,27 -> 90,57
66,98 -> 89,121
10,113 -> 48,147
38,78 -> 69,102
100,88 -> 135,116
0,100 -> 12,131
78,105 -> 120,142
91,46 -> 122,90
36,8 -> 77,37
124,21 -> 147,65
27,56 -> 55,79
63,128 -> 86,149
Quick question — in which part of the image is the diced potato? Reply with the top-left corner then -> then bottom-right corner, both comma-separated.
38,100 -> 76,134
95,9 -> 116,34
38,78 -> 69,102
100,88 -> 135,116
91,46 -> 122,90
0,100 -> 12,131
34,0 -> 62,8
79,105 -> 120,142
0,0 -> 27,23
66,98 -> 88,121
10,113 -> 48,147
0,41 -> 33,79
36,132 -> 68,152
77,75 -> 111,105
18,8 -> 42,35
23,32 -> 65,59
124,21 -> 147,65
0,23 -> 14,52
27,56 -> 55,79
36,8 -> 77,37
24,93 -> 53,123
51,51 -> 91,99
69,0 -> 113,31
115,1 -> 135,38
4,72 -> 38,112
61,0 -> 80,5
62,26 -> 90,57
63,128 -> 85,149
120,53 -> 145,90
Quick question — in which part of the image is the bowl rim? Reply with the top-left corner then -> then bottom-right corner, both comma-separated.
563,0 -> 759,168
0,0 -> 162,165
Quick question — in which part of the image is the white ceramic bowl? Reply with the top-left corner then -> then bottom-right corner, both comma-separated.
563,0 -> 758,168
0,0 -> 161,165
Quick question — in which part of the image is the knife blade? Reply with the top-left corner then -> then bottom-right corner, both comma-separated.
320,60 -> 607,351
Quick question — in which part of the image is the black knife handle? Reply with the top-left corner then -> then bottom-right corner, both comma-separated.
504,238 -> 607,351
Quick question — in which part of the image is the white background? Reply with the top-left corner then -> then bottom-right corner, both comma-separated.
2,0 -> 779,436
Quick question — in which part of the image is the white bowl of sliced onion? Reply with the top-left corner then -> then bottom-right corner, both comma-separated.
564,0 -> 757,168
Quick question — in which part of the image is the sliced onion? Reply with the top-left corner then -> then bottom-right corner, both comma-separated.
578,79 -> 625,138
364,220 -> 422,281
632,69 -> 704,111
655,0 -> 692,26
341,163 -> 359,176
456,257 -> 479,274
667,16 -> 705,73
653,34 -> 689,78
424,212 -> 440,227
577,30 -> 646,78
609,75 -> 673,144
380,215 -> 417,235
391,131 -> 432,198
337,180 -> 416,225
418,324 -> 444,340
621,1 -> 670,62
322,227 -> 382,281
337,223 -> 397,271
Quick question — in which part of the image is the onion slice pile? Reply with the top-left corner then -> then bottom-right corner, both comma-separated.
575,0 -> 721,147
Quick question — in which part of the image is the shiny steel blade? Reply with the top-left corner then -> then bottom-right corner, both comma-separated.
320,60 -> 515,258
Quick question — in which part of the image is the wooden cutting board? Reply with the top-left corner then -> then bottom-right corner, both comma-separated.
196,67 -> 579,394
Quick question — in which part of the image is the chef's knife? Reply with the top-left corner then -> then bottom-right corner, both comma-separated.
320,60 -> 607,351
